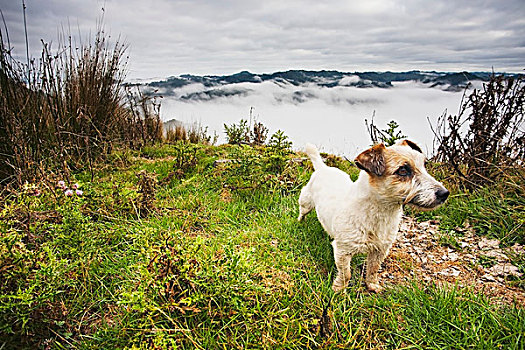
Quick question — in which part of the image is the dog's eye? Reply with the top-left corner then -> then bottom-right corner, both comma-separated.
395,165 -> 411,177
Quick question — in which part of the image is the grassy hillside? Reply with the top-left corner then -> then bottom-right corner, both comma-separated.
1,142 -> 523,349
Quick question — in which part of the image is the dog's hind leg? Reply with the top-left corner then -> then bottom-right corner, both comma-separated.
331,241 -> 352,292
297,187 -> 314,221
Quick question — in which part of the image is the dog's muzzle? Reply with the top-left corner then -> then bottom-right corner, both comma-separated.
406,186 -> 450,209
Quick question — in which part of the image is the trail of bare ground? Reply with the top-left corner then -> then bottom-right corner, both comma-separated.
380,216 -> 525,306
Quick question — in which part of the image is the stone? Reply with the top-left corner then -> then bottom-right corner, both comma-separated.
480,274 -> 496,282
489,263 -> 522,278
478,238 -> 500,250
448,252 -> 459,261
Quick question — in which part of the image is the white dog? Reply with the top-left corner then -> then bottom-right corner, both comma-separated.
298,140 -> 449,292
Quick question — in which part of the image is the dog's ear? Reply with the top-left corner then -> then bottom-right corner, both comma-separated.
355,144 -> 386,176
400,139 -> 423,153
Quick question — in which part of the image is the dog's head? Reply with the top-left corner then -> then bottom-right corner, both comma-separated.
355,140 -> 449,210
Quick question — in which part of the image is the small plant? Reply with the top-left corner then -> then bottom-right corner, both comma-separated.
224,119 -> 250,145
268,130 -> 292,150
220,146 -> 264,191
365,115 -> 406,146
136,170 -> 157,216
161,142 -> 198,185
251,121 -> 269,146
381,120 -> 407,146
188,122 -> 217,145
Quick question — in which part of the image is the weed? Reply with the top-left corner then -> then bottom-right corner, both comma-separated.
224,119 -> 250,145
137,170 -> 157,217
268,130 -> 292,150
366,117 -> 407,146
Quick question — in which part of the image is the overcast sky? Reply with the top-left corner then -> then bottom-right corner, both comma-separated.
1,0 -> 524,79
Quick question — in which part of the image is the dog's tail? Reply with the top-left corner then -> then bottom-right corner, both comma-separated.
305,143 -> 325,170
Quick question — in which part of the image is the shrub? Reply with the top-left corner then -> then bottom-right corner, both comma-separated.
224,119 -> 250,145
432,74 -> 524,189
251,121 -> 269,146
268,130 -> 292,150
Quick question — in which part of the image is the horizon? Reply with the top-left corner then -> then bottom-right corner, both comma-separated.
132,68 -> 525,84
142,68 -> 519,80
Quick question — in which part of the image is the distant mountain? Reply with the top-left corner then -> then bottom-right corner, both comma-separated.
142,70 -> 517,101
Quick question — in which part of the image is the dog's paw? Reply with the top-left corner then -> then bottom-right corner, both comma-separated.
332,284 -> 345,293
366,282 -> 383,293
332,279 -> 348,293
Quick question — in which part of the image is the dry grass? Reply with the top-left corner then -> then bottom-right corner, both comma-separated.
0,26 -> 162,187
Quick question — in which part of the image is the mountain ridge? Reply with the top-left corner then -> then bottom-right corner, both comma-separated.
142,70 -> 521,100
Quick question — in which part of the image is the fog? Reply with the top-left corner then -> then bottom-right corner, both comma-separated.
159,80 -> 466,157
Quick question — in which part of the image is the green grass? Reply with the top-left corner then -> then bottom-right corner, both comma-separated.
412,163 -> 525,246
1,143 -> 523,349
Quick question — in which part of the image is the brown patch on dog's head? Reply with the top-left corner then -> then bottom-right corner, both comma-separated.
354,143 -> 386,177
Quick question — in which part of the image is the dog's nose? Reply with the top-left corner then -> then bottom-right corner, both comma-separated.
435,188 -> 450,202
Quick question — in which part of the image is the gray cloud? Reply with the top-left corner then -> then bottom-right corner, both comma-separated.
1,0 -> 523,78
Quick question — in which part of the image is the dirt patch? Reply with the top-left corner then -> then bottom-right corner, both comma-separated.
380,217 -> 525,306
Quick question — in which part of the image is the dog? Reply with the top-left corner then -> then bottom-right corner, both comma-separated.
298,140 -> 449,293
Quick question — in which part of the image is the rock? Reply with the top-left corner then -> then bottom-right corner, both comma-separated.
482,250 -> 508,261
488,263 -> 522,278
481,273 -> 496,282
439,267 -> 460,277
213,159 -> 233,167
511,243 -> 524,255
448,252 -> 459,261
478,238 -> 500,250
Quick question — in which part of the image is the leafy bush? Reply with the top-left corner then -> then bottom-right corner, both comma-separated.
268,130 -> 292,150
224,119 -> 250,145
224,118 -> 271,146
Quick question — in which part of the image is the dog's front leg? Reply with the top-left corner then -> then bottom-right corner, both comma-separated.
332,241 -> 352,292
365,247 -> 389,293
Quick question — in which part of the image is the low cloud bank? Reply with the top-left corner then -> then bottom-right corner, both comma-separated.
159,80 -> 465,156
